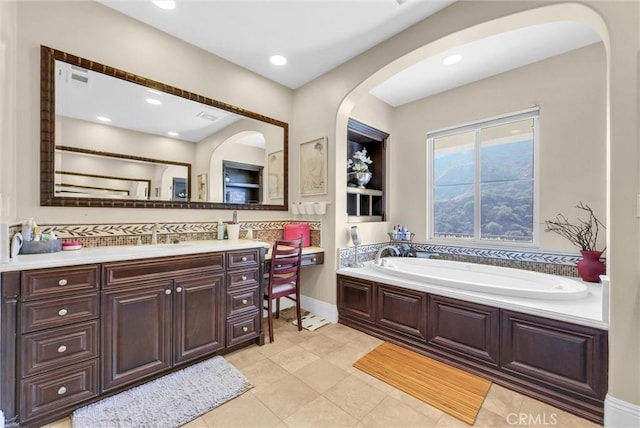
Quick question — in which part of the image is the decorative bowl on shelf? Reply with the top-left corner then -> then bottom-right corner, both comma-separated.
349,172 -> 372,189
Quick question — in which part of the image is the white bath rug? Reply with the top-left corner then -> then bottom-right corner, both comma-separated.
292,313 -> 331,331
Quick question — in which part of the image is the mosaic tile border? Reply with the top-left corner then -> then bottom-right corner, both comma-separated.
9,220 -> 320,248
338,242 -> 592,278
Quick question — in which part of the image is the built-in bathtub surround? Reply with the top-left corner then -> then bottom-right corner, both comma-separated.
14,221 -> 321,249
339,242 -> 590,278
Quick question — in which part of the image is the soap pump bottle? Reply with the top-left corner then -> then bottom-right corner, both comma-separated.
217,219 -> 225,240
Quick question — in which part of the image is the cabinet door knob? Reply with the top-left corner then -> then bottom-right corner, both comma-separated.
176,287 -> 183,293
165,289 -> 172,295
241,275 -> 247,281
58,308 -> 68,316
57,386 -> 67,395
58,279 -> 68,286
242,326 -> 249,332
241,299 -> 248,305
241,256 -> 247,262
310,258 -> 316,263
57,345 -> 67,353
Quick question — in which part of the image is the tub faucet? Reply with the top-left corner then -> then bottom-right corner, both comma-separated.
151,223 -> 159,245
375,245 -> 400,265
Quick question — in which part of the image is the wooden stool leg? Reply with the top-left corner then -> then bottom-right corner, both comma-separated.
295,293 -> 302,332
275,298 -> 280,319
267,297 -> 274,343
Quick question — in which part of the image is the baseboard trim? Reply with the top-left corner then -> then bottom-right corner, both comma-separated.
605,394 -> 640,428
300,295 -> 338,323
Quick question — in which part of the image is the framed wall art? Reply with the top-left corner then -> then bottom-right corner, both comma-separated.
300,137 -> 327,196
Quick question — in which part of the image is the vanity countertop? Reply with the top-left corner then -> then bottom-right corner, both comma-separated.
0,240 -> 324,273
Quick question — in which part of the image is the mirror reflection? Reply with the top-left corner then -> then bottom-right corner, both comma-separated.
42,46 -> 288,210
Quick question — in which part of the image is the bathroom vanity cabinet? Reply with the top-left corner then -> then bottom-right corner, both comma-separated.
337,274 -> 608,424
1,247 -> 263,428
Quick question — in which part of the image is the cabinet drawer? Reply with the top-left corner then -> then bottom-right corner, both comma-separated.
21,321 -> 99,377
103,253 -> 224,287
226,286 -> 260,318
21,294 -> 99,333
227,269 -> 259,289
226,312 -> 260,347
22,265 -> 99,301
20,359 -> 98,422
227,249 -> 260,270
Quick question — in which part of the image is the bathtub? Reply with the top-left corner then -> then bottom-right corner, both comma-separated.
369,257 -> 588,300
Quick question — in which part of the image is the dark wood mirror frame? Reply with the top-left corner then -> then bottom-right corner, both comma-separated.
40,45 -> 289,210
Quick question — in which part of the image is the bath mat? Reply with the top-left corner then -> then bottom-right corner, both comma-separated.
292,313 -> 331,331
353,342 -> 491,425
278,306 -> 310,322
72,356 -> 250,428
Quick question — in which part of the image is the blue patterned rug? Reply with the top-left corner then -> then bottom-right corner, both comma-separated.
72,356 -> 250,428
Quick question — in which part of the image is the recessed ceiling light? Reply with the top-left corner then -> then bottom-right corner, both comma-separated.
270,55 -> 287,66
152,1 -> 176,10
442,54 -> 462,65
168,131 -> 179,137
146,98 -> 162,105
96,116 -> 111,122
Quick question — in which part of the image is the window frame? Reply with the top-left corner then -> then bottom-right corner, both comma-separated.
426,108 -> 540,247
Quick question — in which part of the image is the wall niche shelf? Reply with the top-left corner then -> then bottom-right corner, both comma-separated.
346,118 -> 388,222
223,160 -> 263,204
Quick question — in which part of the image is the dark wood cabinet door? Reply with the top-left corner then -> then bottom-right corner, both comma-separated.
337,275 -> 374,323
375,283 -> 427,341
173,274 -> 225,365
427,295 -> 500,366
102,281 -> 173,392
501,310 -> 608,399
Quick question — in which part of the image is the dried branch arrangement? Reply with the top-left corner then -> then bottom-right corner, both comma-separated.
545,202 -> 605,252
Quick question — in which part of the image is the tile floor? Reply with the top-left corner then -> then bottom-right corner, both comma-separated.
44,319 -> 602,428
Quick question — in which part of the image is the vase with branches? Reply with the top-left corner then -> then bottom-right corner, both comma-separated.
545,202 -> 606,282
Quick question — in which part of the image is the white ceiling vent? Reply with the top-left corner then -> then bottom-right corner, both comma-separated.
68,65 -> 89,86
196,111 -> 219,122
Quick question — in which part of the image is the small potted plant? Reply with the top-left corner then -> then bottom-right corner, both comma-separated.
347,148 -> 373,189
544,202 -> 606,282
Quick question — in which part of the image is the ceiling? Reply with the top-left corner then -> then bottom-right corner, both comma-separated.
93,1 -> 602,110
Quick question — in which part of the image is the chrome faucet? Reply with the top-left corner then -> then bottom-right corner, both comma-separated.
151,223 -> 159,245
375,245 -> 400,265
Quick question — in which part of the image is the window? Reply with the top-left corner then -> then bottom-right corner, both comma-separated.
427,109 -> 538,245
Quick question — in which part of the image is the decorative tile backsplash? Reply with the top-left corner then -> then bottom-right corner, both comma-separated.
13,220 -> 321,248
339,242 -> 588,277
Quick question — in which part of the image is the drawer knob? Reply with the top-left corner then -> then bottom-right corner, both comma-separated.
242,326 -> 249,332
310,258 -> 316,263
241,299 -> 248,305
176,287 -> 183,293
58,308 -> 68,316
165,289 -> 172,295
57,345 -> 67,353
57,386 -> 67,395
241,275 -> 247,281
58,279 -> 68,286
241,256 -> 247,262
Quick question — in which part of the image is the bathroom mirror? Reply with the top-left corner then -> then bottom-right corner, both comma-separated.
40,45 -> 288,210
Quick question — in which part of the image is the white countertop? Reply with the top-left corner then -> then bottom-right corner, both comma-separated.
0,241 -> 325,273
337,262 -> 608,330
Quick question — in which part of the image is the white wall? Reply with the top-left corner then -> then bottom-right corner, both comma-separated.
391,43 -> 606,252
12,0 -> 293,224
